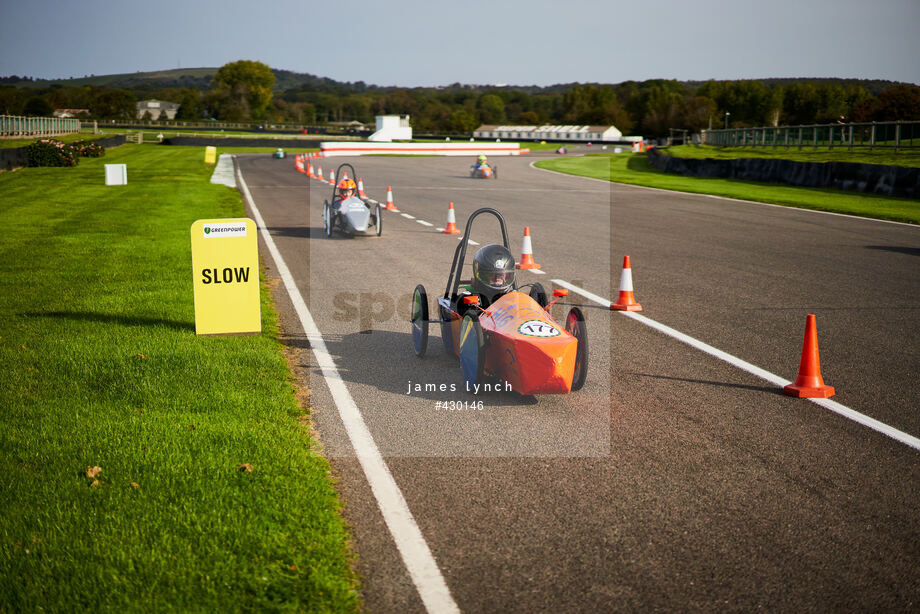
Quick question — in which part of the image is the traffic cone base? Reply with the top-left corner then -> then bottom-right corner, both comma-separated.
516,226 -> 541,269
442,202 -> 460,234
610,255 -> 642,311
384,186 -> 399,211
783,314 -> 835,398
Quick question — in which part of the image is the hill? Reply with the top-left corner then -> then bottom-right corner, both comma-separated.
2,68 -> 913,96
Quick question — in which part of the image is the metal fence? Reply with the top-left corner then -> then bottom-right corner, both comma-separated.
0,115 -> 82,139
701,120 -> 919,151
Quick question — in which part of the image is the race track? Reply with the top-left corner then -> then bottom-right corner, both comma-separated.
237,152 -> 920,613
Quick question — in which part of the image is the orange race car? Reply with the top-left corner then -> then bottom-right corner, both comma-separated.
410,208 -> 587,395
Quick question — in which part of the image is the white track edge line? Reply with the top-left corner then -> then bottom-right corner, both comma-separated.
237,161 -> 460,613
551,278 -> 920,452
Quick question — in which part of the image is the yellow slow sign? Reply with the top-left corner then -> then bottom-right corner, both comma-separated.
190,218 -> 260,335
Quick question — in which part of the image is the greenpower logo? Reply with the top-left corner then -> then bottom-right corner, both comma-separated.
203,223 -> 247,238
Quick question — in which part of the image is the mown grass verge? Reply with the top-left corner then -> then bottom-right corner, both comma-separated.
668,144 -> 920,168
534,153 -> 920,225
0,144 -> 360,613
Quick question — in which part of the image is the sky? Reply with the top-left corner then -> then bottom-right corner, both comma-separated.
1,0 -> 918,87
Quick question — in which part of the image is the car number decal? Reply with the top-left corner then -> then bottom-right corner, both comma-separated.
517,320 -> 560,337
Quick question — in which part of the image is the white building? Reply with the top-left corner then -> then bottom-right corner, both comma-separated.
136,99 -> 180,121
368,115 -> 412,142
473,124 -> 635,143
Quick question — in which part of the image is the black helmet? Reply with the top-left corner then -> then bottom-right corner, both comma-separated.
472,244 -> 515,301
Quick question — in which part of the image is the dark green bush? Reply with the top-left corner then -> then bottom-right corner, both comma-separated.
26,139 -> 77,167
71,140 -> 106,157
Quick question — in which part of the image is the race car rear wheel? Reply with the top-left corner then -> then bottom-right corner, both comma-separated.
411,285 -> 429,357
565,307 -> 588,391
375,203 -> 383,236
493,166 -> 498,178
459,314 -> 485,388
529,283 -> 547,309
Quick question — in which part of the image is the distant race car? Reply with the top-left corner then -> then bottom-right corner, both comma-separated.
410,208 -> 587,395
322,162 -> 382,238
273,148 -> 286,159
469,161 -> 498,179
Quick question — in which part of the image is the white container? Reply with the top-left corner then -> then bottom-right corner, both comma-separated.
105,164 -> 127,185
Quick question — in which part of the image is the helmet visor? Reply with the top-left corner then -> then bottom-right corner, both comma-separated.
486,270 -> 513,288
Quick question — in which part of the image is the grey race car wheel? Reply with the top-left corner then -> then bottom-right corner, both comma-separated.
375,203 -> 383,236
412,285 -> 429,357
459,314 -> 485,388
565,307 -> 588,391
323,201 -> 332,237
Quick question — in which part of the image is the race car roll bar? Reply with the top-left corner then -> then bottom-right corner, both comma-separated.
443,207 -> 510,300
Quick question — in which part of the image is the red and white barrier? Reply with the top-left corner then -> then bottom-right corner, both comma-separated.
319,142 -> 524,157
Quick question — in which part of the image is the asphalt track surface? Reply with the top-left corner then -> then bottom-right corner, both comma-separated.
236,152 -> 919,613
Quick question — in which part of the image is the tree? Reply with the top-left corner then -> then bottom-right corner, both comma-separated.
211,60 -> 275,120
176,88 -> 202,120
450,109 -> 478,132
23,96 -> 52,117
869,85 -> 920,120
91,89 -> 135,119
477,94 -> 505,123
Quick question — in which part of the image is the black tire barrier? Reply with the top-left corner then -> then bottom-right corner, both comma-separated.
646,148 -> 920,199
160,136 -> 324,148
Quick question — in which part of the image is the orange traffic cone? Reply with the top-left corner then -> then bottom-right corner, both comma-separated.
357,177 -> 368,198
306,162 -> 314,178
316,166 -> 324,182
294,155 -> 304,173
610,255 -> 642,311
442,202 -> 460,234
516,227 -> 541,269
384,186 -> 399,211
783,314 -> 835,398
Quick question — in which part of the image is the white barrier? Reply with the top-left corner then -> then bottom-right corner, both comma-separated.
319,142 -> 523,157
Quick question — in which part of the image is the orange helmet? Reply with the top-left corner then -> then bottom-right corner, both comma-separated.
337,178 -> 356,198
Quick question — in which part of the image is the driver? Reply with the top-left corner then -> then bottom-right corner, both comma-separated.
475,154 -> 488,168
470,244 -> 515,307
335,178 -> 357,202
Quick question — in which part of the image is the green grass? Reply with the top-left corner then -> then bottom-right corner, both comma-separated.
669,144 -> 920,168
0,145 -> 360,613
534,152 -> 920,225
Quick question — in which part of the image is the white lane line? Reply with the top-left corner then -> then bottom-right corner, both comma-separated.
528,269 -> 546,275
552,278 -> 920,452
417,220 -> 434,227
237,162 -> 460,614
402,213 -> 416,219
436,227 -> 445,232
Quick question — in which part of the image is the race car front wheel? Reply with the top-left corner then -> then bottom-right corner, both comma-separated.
565,307 -> 588,391
459,314 -> 485,388
411,285 -> 429,357
529,283 -> 547,309
375,203 -> 383,236
323,202 -> 332,238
